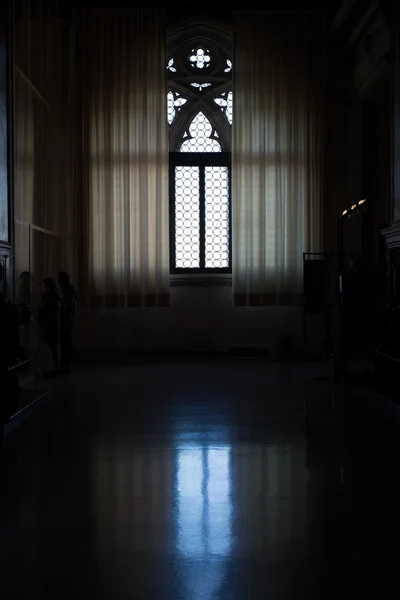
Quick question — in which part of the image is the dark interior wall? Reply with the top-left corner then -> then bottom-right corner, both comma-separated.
324,1 -> 392,277
361,77 -> 392,286
324,50 -> 362,256
13,0 -> 76,348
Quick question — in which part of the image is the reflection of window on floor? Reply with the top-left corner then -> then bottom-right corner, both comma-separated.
176,445 -> 232,557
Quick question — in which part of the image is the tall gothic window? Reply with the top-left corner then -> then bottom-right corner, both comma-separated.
167,20 -> 232,274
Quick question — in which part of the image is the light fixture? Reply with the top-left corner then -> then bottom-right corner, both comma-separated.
339,199 -> 367,218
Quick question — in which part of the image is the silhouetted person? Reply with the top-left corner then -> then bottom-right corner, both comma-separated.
58,271 -> 77,372
16,271 -> 31,306
37,277 -> 61,378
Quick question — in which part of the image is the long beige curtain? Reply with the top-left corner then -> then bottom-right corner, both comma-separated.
75,9 -> 169,308
232,11 -> 324,306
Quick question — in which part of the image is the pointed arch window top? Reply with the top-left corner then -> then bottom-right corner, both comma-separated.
180,112 -> 221,153
167,20 -> 232,152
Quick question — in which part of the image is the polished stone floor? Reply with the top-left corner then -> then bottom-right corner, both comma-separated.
0,357 -> 399,599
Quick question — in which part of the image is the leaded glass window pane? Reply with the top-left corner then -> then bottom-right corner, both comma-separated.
205,167 -> 230,268
175,167 -> 200,268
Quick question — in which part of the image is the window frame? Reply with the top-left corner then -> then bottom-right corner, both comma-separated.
167,17 -> 233,281
169,151 -> 232,275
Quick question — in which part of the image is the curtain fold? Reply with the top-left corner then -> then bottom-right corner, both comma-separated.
232,11 -> 325,306
75,9 -> 169,308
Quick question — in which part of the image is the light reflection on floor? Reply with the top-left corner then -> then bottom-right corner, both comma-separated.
4,359 -> 383,599
176,445 -> 232,557
176,445 -> 232,599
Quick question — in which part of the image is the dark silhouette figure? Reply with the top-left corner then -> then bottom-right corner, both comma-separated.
16,271 -> 31,306
58,271 -> 77,372
37,277 -> 61,377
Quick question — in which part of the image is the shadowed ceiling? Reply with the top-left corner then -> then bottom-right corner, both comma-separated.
47,0 -> 342,25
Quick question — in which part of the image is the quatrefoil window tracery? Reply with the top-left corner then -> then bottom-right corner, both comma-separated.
189,47 -> 211,69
